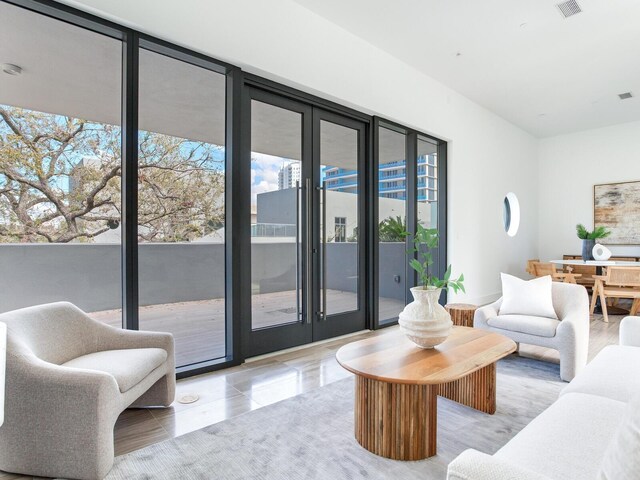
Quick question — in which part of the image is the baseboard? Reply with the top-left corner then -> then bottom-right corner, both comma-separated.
246,329 -> 371,363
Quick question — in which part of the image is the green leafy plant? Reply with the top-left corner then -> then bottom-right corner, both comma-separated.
576,224 -> 611,240
379,216 -> 407,242
406,224 -> 465,293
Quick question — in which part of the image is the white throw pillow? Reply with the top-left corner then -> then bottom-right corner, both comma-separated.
598,394 -> 640,480
499,273 -> 558,319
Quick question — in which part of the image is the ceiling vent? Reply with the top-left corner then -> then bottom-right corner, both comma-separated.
557,0 -> 582,18
619,92 -> 634,100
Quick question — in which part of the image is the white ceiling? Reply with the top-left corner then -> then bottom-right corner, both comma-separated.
5,0 -> 636,140
293,0 -> 640,137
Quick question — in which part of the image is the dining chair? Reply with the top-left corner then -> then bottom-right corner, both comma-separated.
591,267 -> 640,323
526,259 -> 540,276
531,262 -> 582,284
565,264 -> 597,291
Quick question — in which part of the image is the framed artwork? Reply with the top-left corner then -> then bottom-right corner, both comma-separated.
594,180 -> 640,245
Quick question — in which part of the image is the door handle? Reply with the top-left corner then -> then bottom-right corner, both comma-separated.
318,183 -> 327,321
295,181 -> 301,322
305,178 -> 313,324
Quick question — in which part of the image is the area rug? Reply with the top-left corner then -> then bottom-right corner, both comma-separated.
106,355 -> 564,480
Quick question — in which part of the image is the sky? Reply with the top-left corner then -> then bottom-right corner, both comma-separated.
251,152 -> 292,206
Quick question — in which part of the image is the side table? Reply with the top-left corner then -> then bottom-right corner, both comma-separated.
445,303 -> 477,327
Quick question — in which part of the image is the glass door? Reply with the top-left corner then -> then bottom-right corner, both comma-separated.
243,88 -> 313,356
312,110 -> 367,341
242,88 -> 367,356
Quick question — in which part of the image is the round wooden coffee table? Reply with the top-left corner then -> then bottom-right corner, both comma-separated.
336,326 -> 516,461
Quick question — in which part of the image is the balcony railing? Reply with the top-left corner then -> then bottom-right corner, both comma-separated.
251,223 -> 297,237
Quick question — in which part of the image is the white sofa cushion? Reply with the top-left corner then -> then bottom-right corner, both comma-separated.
495,392 -> 625,480
499,273 -> 558,319
448,449 -> 553,480
488,314 -> 560,338
560,345 -> 640,403
62,348 -> 168,393
598,394 -> 640,480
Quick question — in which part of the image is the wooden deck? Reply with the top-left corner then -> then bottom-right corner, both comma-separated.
90,290 -> 405,367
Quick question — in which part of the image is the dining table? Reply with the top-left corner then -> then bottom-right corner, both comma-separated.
550,259 -> 640,314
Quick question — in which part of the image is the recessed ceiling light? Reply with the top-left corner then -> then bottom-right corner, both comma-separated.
556,0 -> 582,19
618,92 -> 633,100
1,63 -> 22,76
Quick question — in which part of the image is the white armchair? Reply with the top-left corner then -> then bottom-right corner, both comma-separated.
620,316 -> 640,346
474,282 -> 589,382
0,302 -> 175,480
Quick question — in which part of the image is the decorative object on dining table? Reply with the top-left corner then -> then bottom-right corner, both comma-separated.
398,225 -> 465,348
594,181 -> 640,245
592,243 -> 612,262
576,224 -> 611,261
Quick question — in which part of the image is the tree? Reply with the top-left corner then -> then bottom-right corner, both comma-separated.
0,105 -> 225,243
379,215 -> 406,242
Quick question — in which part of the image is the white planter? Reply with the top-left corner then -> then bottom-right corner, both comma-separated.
398,286 -> 453,349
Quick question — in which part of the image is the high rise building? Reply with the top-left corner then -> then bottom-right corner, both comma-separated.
278,162 -> 301,190
323,154 -> 438,202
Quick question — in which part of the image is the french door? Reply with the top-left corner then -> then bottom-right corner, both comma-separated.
242,87 -> 367,357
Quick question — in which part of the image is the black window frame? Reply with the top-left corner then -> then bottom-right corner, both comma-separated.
371,118 -> 448,329
2,0 -> 448,378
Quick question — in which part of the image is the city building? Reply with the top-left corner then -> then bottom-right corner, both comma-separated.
278,162 -> 301,190
323,154 -> 438,202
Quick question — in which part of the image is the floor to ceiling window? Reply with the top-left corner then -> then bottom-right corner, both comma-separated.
0,1 -> 123,321
136,47 -> 228,368
417,135 -> 441,275
0,1 -> 233,372
376,125 -> 408,323
374,122 -> 447,326
1,0 -> 447,376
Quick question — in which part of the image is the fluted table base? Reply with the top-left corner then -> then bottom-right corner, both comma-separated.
354,363 -> 496,460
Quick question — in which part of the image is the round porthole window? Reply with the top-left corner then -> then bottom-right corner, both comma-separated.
503,192 -> 520,237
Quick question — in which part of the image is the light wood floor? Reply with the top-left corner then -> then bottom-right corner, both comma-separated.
0,308 -> 625,480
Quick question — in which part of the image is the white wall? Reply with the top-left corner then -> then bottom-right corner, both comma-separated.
61,0 -> 540,304
539,121 -> 640,261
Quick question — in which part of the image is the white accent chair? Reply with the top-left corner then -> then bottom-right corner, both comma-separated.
474,282 -> 589,382
447,316 -> 640,480
0,302 -> 175,480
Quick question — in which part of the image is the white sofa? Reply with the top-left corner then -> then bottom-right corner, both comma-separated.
0,302 -> 176,480
447,316 -> 640,480
474,282 -> 589,382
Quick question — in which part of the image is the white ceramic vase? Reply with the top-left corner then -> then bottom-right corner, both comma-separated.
398,286 -> 453,349
592,243 -> 612,261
